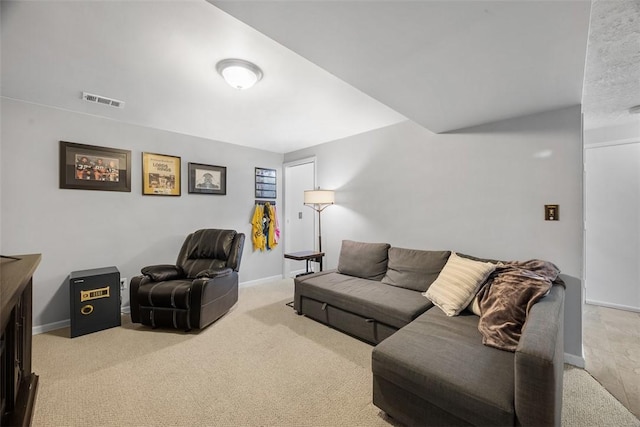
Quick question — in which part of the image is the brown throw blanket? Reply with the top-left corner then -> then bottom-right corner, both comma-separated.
476,260 -> 562,352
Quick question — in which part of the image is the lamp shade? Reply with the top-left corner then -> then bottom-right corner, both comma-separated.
304,190 -> 335,205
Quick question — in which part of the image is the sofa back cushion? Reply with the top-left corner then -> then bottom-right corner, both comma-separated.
337,240 -> 390,280
382,248 -> 451,292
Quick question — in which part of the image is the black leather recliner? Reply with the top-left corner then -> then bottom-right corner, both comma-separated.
130,229 -> 245,331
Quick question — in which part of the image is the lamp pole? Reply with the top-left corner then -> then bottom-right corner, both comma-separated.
312,203 -> 333,252
317,205 -> 324,253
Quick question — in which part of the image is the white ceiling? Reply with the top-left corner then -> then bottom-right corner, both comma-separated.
2,1 -> 637,153
0,0 -> 405,153
582,0 -> 640,131
212,0 -> 592,134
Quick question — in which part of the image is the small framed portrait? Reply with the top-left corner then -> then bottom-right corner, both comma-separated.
142,152 -> 181,196
188,163 -> 226,195
59,141 -> 131,192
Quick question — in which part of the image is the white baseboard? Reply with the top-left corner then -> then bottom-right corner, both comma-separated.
564,352 -> 585,368
33,276 -> 285,334
33,306 -> 132,335
585,299 -> 640,313
287,269 -> 307,278
239,274 -> 284,288
32,319 -> 69,335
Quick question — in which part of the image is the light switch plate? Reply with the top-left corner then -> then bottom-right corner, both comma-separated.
545,205 -> 559,221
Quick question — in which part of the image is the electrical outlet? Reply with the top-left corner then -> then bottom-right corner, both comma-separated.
120,278 -> 127,290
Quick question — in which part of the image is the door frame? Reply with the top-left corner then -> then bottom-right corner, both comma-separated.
584,137 -> 640,311
283,156 -> 317,277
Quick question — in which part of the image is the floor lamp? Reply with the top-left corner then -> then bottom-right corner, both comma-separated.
304,189 -> 335,253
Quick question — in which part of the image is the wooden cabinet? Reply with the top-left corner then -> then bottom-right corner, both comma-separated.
1,254 -> 40,427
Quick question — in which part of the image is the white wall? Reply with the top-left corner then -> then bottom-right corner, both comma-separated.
284,105 -> 584,360
585,142 -> 640,311
1,98 -> 284,328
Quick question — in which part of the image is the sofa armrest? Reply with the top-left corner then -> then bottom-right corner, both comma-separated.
514,284 -> 565,427
141,264 -> 184,281
293,269 -> 338,313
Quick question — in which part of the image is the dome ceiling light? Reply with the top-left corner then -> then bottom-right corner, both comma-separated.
216,58 -> 263,90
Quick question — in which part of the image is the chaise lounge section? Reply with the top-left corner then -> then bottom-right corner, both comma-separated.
294,240 -> 565,426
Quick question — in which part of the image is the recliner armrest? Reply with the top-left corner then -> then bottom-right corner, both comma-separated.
141,264 -> 184,281
195,267 -> 232,279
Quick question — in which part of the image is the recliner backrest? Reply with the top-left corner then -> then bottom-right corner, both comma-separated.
177,229 -> 241,278
226,233 -> 245,272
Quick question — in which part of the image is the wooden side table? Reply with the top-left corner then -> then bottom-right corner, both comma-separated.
284,250 -> 325,275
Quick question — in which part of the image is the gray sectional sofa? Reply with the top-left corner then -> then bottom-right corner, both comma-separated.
293,240 -> 565,427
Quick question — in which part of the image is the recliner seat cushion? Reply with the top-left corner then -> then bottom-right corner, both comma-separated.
372,308 -> 515,426
180,259 -> 227,279
296,272 -> 432,328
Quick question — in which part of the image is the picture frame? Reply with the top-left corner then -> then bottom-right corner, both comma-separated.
255,167 -> 276,199
59,141 -> 131,192
142,152 -> 181,196
188,162 -> 227,195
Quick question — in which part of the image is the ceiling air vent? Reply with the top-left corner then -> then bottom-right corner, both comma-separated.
82,92 -> 125,109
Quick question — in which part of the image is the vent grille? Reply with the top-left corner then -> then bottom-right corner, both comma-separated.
82,92 -> 125,109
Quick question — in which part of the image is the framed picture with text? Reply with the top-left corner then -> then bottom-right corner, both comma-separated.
188,162 -> 227,195
59,141 -> 131,192
255,167 -> 276,199
142,152 -> 181,196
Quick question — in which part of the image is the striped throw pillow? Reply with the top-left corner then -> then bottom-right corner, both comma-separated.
424,252 -> 496,316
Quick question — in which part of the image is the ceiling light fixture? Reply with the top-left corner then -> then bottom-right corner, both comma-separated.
216,58 -> 263,90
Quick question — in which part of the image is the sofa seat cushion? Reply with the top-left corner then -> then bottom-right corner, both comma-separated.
372,308 -> 515,426
296,272 -> 432,328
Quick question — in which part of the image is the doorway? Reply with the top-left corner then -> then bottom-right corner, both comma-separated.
585,141 -> 640,311
284,158 -> 316,277
581,140 -> 640,417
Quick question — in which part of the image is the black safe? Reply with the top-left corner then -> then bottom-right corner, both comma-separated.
69,266 -> 121,338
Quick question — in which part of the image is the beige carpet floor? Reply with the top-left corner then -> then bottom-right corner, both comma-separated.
32,279 -> 639,426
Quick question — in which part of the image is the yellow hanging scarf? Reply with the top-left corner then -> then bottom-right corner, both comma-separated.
251,204 -> 266,251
